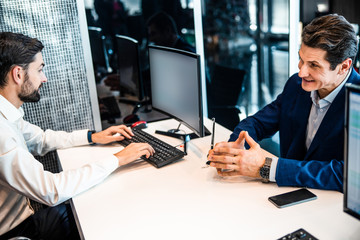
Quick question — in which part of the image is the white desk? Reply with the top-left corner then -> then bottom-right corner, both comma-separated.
58,119 -> 360,240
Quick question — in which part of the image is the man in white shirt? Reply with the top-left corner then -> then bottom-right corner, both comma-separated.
0,32 -> 154,239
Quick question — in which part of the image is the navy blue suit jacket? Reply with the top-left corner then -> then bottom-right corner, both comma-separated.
230,69 -> 360,192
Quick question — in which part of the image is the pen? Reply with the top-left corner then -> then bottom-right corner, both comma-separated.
211,117 -> 215,150
206,118 -> 216,165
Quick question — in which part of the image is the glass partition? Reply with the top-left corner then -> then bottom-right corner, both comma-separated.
203,0 -> 292,119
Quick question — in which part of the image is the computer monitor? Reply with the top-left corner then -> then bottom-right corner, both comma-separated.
344,83 -> 360,221
88,26 -> 111,76
115,34 -> 145,103
148,45 -> 208,138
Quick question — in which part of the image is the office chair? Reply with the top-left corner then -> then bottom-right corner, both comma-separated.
114,35 -> 150,123
207,64 -> 246,130
88,26 -> 112,82
125,14 -> 146,46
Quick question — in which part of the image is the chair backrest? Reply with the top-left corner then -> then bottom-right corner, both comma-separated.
126,15 -> 145,45
88,26 -> 111,71
208,64 -> 246,106
208,107 -> 241,131
115,35 -> 144,101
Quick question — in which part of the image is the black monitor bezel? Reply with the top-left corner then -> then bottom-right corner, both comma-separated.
148,45 -> 205,137
115,34 -> 145,101
344,83 -> 360,221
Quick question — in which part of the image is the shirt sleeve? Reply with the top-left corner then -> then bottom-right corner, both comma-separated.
21,119 -> 89,156
0,135 -> 119,206
269,157 -> 278,182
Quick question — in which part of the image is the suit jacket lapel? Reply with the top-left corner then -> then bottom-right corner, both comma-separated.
285,88 -> 312,159
304,88 -> 344,159
303,68 -> 360,159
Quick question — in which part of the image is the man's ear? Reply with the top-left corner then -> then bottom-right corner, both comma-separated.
11,66 -> 25,85
339,58 -> 352,75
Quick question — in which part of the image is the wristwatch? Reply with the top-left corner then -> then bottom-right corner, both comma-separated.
87,130 -> 96,144
259,157 -> 272,183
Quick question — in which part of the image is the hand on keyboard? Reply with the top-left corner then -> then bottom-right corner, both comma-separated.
92,125 -> 134,144
118,129 -> 185,168
114,143 -> 155,166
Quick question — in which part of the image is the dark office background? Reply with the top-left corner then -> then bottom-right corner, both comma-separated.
88,0 -> 358,110
83,0 -> 359,155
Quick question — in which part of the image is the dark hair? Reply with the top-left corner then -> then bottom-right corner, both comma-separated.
302,14 -> 358,70
146,12 -> 178,35
0,32 -> 44,88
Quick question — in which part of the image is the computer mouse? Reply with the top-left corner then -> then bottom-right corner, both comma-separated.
123,114 -> 140,124
131,120 -> 148,130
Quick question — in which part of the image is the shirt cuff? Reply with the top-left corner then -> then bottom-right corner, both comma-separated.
269,157 -> 278,182
61,129 -> 91,146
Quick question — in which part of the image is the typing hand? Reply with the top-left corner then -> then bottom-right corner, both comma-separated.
91,125 -> 134,144
114,143 -> 155,166
208,131 -> 265,178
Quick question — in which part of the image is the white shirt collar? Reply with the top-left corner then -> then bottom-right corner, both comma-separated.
310,69 -> 351,107
0,94 -> 24,122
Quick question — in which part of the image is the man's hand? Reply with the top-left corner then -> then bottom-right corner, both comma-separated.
91,125 -> 134,144
114,143 -> 155,166
207,131 -> 266,178
207,130 -> 246,157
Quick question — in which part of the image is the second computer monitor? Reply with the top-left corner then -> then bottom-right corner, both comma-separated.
115,35 -> 144,101
344,84 -> 360,221
148,45 -> 205,137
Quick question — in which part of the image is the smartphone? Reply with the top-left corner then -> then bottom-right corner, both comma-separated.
268,188 -> 317,208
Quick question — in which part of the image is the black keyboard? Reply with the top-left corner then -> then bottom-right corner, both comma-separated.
118,128 -> 185,168
278,228 -> 318,240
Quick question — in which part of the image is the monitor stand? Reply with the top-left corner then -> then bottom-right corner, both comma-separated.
155,124 -> 210,155
155,123 -> 211,141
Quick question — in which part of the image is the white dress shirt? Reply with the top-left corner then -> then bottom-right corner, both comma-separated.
269,70 -> 351,182
0,95 -> 119,235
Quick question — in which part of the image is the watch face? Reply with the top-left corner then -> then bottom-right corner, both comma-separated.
260,166 -> 270,179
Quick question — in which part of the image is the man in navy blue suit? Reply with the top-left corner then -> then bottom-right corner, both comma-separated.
207,14 -> 360,192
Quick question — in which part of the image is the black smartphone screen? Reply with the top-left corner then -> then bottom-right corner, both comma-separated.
268,188 -> 317,208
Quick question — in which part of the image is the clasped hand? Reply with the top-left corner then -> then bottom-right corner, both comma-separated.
207,131 -> 265,178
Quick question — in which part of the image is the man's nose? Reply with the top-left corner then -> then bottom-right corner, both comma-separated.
298,63 -> 308,78
42,74 -> 48,83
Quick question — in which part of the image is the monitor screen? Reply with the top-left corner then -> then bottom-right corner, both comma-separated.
115,35 -> 144,101
148,45 -> 204,137
344,84 -> 360,221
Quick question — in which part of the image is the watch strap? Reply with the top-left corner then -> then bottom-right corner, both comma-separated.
260,157 -> 272,183
87,130 -> 96,144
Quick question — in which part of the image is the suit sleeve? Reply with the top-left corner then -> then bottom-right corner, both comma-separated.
276,157 -> 343,192
229,91 -> 282,143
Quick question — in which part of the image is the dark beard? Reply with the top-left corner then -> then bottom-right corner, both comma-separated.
19,89 -> 40,102
18,72 -> 41,102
